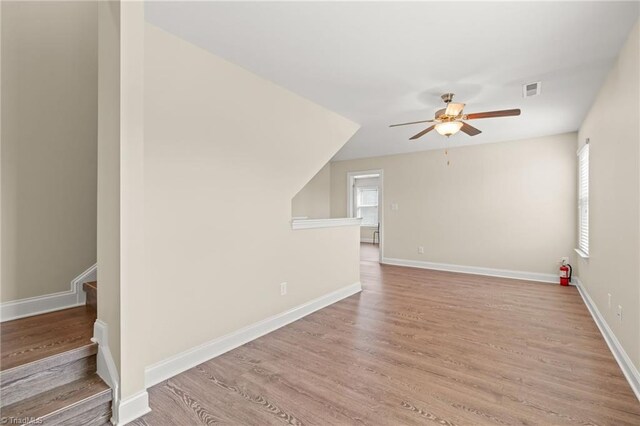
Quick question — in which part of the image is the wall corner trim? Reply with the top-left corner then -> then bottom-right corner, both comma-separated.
381,257 -> 559,283
92,319 -> 123,424
574,278 -> 640,402
144,281 -> 362,389
0,263 -> 97,322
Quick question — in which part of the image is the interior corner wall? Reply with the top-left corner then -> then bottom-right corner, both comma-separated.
97,0 -> 122,373
576,20 -> 640,370
331,133 -> 578,275
1,1 -> 98,302
120,22 -> 359,401
291,162 -> 331,219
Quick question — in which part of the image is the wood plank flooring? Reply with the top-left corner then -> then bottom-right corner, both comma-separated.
133,244 -> 640,425
1,306 -> 96,371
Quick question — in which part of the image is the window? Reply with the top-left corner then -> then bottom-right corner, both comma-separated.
347,171 -> 381,228
577,144 -> 589,256
356,186 -> 378,226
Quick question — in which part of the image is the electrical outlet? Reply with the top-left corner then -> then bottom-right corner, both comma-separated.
418,246 -> 424,254
280,282 -> 287,296
608,293 -> 611,309
391,203 -> 399,211
617,305 -> 622,322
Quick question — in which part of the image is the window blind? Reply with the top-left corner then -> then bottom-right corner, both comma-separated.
356,187 -> 379,226
578,144 -> 589,255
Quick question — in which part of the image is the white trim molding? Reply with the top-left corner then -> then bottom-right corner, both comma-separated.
1,263 -> 97,322
381,257 -> 560,284
116,390 -> 150,426
145,281 -> 362,388
93,319 -> 152,425
91,319 -> 121,424
575,278 -> 640,402
291,217 -> 361,230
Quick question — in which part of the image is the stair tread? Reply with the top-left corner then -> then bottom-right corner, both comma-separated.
1,307 -> 95,371
1,373 -> 111,421
1,342 -> 97,386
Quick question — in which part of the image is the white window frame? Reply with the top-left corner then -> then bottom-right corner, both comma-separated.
576,144 -> 589,258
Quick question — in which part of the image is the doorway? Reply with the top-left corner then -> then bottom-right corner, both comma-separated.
347,170 -> 383,262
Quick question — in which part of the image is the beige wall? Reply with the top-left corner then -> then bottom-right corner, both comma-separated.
1,1 -> 98,302
116,23 -> 360,399
97,0 -> 122,377
291,166 -> 380,244
292,163 -> 331,218
576,21 -> 639,370
331,133 -> 578,275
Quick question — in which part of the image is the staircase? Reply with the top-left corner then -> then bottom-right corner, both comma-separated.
0,282 -> 112,425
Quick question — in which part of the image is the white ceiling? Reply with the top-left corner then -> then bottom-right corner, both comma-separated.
145,1 -> 639,161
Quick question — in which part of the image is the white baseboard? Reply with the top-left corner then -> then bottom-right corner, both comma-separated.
116,390 -> 150,426
381,257 -> 559,284
574,278 -> 640,402
145,281 -> 362,388
1,263 -> 97,322
92,319 -> 121,425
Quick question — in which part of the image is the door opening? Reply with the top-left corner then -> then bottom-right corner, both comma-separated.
347,170 -> 383,262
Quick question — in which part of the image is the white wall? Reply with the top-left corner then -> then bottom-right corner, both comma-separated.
331,133 -> 578,275
115,23 -> 360,402
291,163 -> 331,218
1,1 -> 98,302
576,21 -> 639,371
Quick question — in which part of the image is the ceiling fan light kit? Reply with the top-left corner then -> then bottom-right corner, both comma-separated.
390,93 -> 521,140
435,121 -> 463,137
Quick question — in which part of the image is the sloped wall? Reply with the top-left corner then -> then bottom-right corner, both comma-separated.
291,163 -> 331,219
118,23 -> 360,399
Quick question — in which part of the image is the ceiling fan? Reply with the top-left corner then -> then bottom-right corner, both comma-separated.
390,93 -> 521,140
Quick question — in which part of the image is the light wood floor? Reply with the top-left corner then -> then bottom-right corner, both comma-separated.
133,243 -> 640,425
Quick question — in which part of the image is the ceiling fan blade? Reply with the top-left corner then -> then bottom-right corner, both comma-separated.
460,122 -> 482,136
409,125 -> 436,140
445,102 -> 465,117
389,119 -> 435,127
465,109 -> 521,120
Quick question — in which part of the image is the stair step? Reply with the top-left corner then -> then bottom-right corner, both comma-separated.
83,281 -> 97,311
59,401 -> 112,426
1,343 -> 98,406
1,373 -> 111,425
1,307 -> 96,371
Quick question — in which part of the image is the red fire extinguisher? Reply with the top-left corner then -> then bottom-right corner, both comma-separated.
560,262 -> 572,286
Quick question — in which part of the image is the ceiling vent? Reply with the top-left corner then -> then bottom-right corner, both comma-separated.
523,81 -> 541,98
